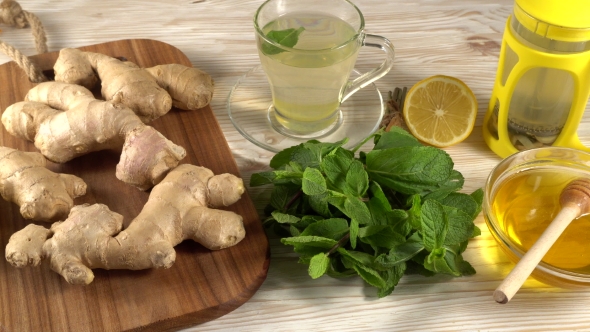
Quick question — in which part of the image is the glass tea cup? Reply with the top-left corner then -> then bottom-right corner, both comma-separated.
254,0 -> 395,138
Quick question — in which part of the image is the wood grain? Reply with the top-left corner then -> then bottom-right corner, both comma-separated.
0,39 -> 269,332
2,0 -> 590,331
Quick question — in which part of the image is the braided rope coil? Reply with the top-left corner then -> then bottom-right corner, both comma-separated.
0,0 -> 48,82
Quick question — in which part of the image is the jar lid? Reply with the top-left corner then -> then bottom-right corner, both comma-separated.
515,0 -> 590,42
517,0 -> 590,29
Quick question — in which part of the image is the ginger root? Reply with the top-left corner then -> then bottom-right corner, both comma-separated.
6,164 -> 246,285
53,48 -> 214,122
2,82 -> 186,190
0,146 -> 86,221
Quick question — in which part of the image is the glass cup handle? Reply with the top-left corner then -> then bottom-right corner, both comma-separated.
341,33 -> 395,102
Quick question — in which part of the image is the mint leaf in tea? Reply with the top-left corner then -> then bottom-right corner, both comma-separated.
262,27 -> 305,55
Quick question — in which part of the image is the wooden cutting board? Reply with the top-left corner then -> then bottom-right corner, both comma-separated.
0,39 -> 270,331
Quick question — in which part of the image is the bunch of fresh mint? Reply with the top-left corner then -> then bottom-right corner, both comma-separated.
250,127 -> 482,297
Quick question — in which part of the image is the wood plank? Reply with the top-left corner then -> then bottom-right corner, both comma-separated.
0,39 -> 269,332
4,1 -> 590,331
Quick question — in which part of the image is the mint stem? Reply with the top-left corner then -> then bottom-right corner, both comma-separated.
327,233 -> 351,256
283,190 -> 303,212
351,129 -> 384,153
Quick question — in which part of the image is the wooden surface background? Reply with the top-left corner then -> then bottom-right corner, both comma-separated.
2,0 -> 590,331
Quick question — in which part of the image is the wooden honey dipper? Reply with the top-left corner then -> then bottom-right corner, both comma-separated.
494,178 -> 590,304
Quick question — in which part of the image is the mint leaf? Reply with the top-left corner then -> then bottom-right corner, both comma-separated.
345,160 -> 369,197
321,153 -> 353,192
309,253 -> 330,279
442,205 -> 474,246
366,186 -> 411,234
301,215 -> 324,222
301,218 -> 349,241
297,215 -> 324,229
250,172 -> 275,186
378,264 -> 406,298
338,248 -> 386,288
302,168 -> 327,196
406,194 -> 422,230
250,170 -> 302,186
344,196 -> 371,225
289,225 -> 301,236
374,234 -> 425,268
271,211 -> 301,224
326,193 -> 347,214
327,256 -> 356,278
472,225 -> 481,237
266,28 -> 304,47
387,210 -> 412,236
470,188 -> 484,218
438,192 -> 479,218
406,260 -> 436,277
282,236 -> 337,257
358,225 -> 406,250
322,154 -> 367,197
374,127 -> 421,150
269,185 -> 300,211
269,144 -> 300,169
368,182 -> 391,210
287,161 -> 304,173
291,139 -> 347,169
424,244 -> 475,277
424,248 -> 457,275
337,248 -> 375,266
423,170 -> 465,200
367,196 -> 390,226
423,247 -> 467,277
456,240 -> 468,255
331,146 -> 354,159
281,236 -> 337,248
350,218 -> 359,249
262,27 -> 305,55
352,263 -> 386,288
366,146 -> 454,195
420,199 -> 448,251
457,258 -> 476,276
308,192 -> 332,217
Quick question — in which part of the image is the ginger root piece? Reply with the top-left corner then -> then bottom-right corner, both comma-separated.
2,82 -> 186,190
5,224 -> 52,267
6,164 -> 247,285
53,48 -> 214,123
0,146 -> 86,221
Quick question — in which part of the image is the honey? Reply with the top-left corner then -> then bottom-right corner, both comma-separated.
491,167 -> 590,273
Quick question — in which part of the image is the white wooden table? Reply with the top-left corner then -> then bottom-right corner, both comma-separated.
2,0 -> 590,330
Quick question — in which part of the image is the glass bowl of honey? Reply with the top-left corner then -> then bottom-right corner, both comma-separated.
484,147 -> 590,288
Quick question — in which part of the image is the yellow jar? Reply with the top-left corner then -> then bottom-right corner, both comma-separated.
483,0 -> 590,158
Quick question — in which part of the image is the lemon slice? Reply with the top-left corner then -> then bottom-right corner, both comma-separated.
403,75 -> 477,147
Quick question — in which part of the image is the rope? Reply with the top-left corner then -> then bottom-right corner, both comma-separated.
0,0 -> 48,82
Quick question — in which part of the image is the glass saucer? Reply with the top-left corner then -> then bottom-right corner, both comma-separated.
227,65 -> 384,153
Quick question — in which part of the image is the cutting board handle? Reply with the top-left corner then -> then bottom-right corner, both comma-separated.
0,0 -> 49,82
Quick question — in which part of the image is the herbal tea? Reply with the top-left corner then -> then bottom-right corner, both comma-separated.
258,12 -> 359,134
492,168 -> 590,273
